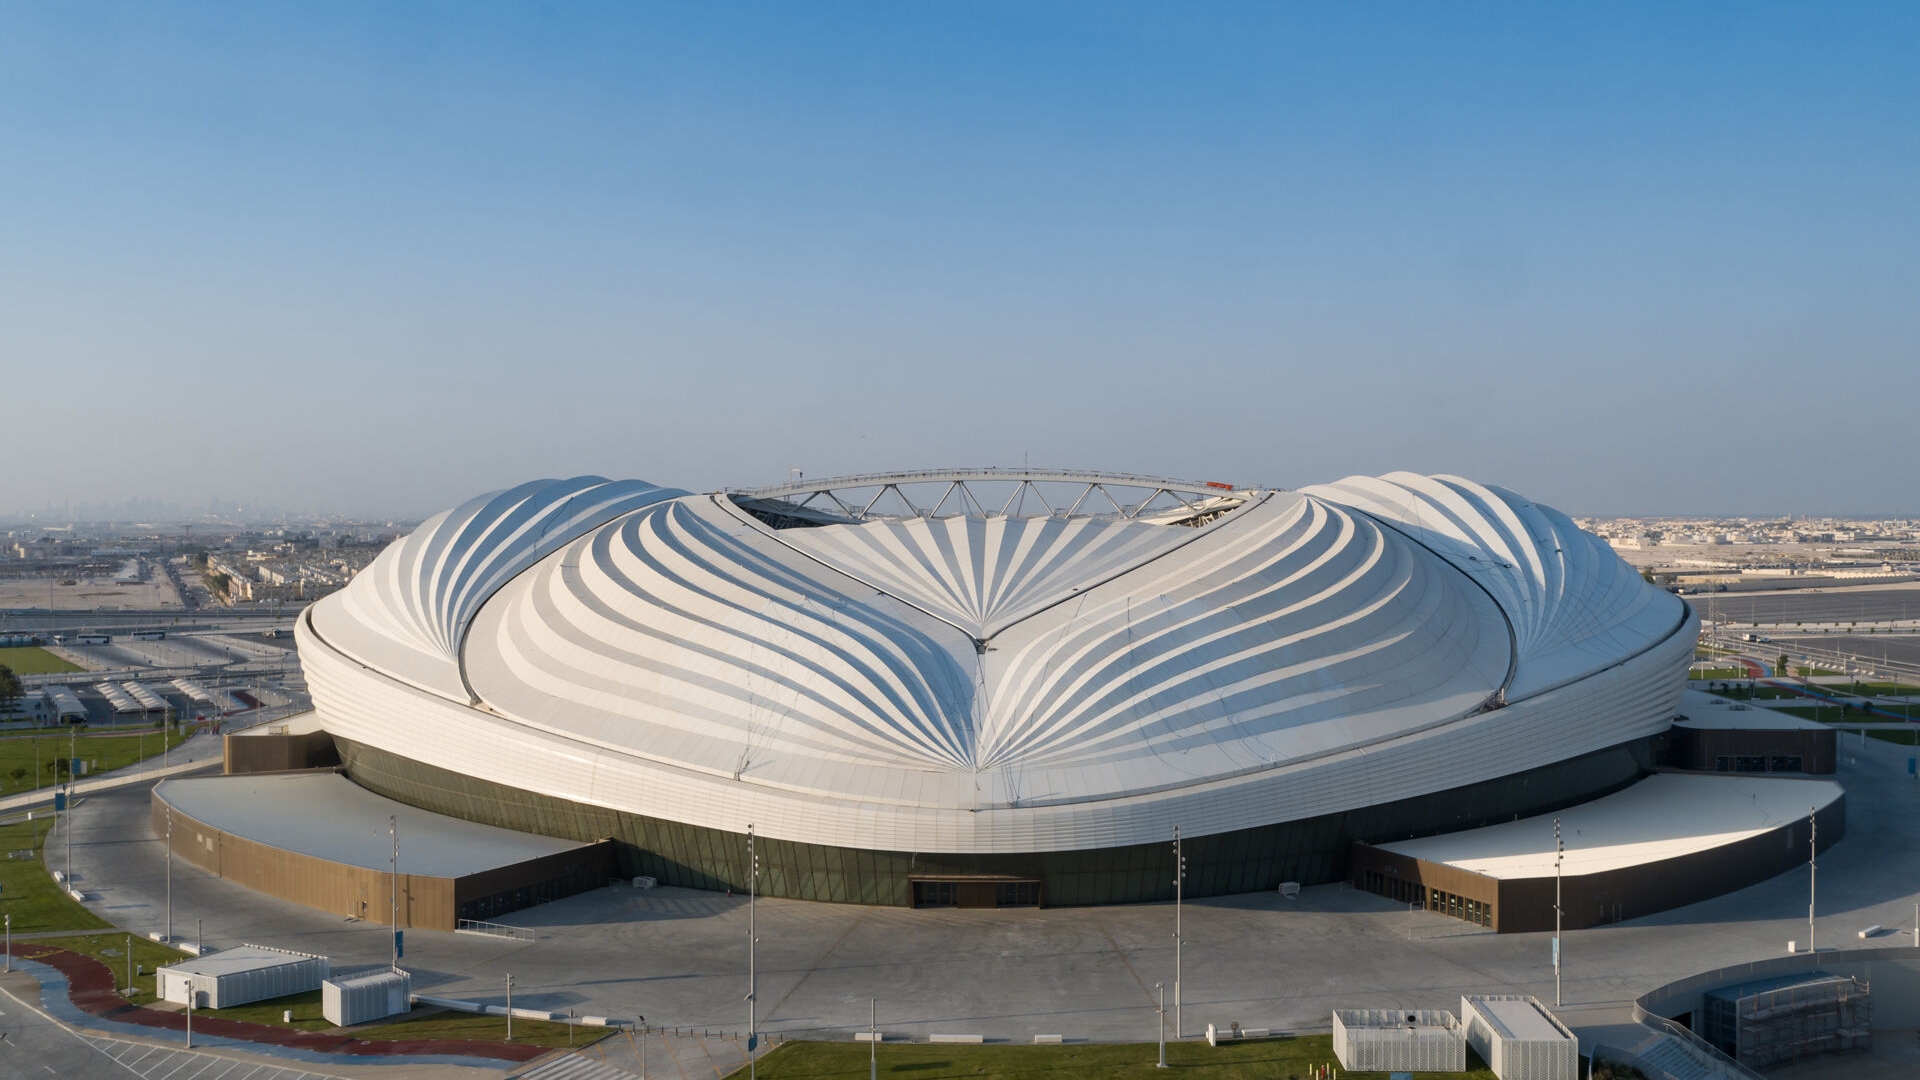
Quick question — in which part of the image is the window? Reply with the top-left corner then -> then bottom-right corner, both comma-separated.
913,881 -> 956,907
995,882 -> 1040,906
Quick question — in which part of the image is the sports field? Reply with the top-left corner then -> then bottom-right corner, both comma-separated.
0,646 -> 84,675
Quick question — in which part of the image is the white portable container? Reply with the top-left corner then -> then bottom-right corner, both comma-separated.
323,968 -> 412,1026
1334,1008 -> 1466,1073
157,945 -> 329,1009
1460,995 -> 1578,1080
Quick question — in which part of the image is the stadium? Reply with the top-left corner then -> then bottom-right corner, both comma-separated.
291,468 -> 1698,909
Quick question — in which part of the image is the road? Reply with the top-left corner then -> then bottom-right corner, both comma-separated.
1691,585 -> 1920,627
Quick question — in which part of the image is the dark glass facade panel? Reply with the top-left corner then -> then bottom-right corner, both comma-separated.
335,734 -> 1656,908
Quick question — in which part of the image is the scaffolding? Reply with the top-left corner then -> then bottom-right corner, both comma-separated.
1701,972 -> 1871,1070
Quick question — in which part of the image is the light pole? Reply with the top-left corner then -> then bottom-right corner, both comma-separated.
747,823 -> 759,1080
505,973 -> 514,1041
1554,817 -> 1563,1007
1156,981 -> 1167,1068
6,913 -> 10,973
166,806 -> 173,942
1808,806 -> 1817,960
126,933 -> 133,994
870,997 -> 878,1080
1172,826 -> 1184,1040
65,725 -> 75,881
390,815 -> 400,971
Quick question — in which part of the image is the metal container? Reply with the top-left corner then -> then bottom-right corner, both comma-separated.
323,968 -> 412,1027
157,945 -> 329,1009
1334,1008 -> 1466,1073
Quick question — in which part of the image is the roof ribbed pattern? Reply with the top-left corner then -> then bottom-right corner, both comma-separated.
455,491 -> 1509,807
476,498 -> 978,774
975,495 -> 1498,774
316,476 -> 684,698
300,469 -> 1694,851
772,514 -> 1202,639
1300,472 -> 1684,697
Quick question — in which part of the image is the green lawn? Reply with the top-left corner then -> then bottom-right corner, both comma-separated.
1711,686 -> 1802,701
1774,705 -> 1852,722
1862,728 -> 1920,747
23,933 -> 187,1002
1851,681 -> 1920,697
0,727 -> 190,798
199,988 -> 333,1030
0,647 -> 84,675
1688,667 -> 1748,680
728,1036 -> 1494,1080
201,991 -> 605,1047
0,817 -> 113,933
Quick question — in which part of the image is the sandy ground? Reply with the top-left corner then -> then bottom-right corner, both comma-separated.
0,574 -> 183,611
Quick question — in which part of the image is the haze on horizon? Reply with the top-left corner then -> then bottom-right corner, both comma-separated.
2,4 -> 1915,522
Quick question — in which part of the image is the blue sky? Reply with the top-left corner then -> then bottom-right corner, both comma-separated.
3,4 -> 1915,518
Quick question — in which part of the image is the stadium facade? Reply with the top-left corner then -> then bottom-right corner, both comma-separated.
297,470 -> 1696,908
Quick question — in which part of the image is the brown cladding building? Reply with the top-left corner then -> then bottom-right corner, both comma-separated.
1668,698 -> 1837,776
1350,773 -> 1844,933
152,773 -> 614,931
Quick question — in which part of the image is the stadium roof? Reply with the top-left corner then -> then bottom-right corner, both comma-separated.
301,470 -> 1695,852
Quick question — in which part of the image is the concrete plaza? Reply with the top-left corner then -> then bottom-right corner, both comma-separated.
50,732 -> 1920,1053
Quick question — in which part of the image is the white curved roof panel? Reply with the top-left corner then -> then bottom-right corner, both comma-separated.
302,471 -> 1694,853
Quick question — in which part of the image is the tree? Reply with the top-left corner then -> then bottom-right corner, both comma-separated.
0,663 -> 20,715
1778,653 -> 1789,679
7,767 -> 24,787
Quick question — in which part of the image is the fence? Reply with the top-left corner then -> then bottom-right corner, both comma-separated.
455,919 -> 536,941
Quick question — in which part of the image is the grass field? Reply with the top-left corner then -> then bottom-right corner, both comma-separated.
726,1036 -> 1495,1080
0,646 -> 83,675
0,727 -> 189,798
202,990 -> 608,1047
23,933 -> 187,1001
1861,728 -> 1920,746
1852,681 -> 1919,697
0,816 -> 113,933
1688,667 -> 1748,680
1710,686 -> 1802,701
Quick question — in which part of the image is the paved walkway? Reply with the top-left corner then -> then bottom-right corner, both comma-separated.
0,730 -> 224,818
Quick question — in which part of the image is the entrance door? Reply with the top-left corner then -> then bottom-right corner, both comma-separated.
910,879 -> 1042,908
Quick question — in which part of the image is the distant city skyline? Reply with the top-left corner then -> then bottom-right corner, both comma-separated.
3,5 -> 1914,519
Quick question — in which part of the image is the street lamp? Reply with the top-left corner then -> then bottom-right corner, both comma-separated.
747,823 -> 760,1080
1156,982 -> 1167,1068
65,725 -> 75,881
1554,818 -> 1563,1007
390,815 -> 400,971
505,973 -> 514,1041
1171,826 -> 1185,1040
1808,806 -> 1817,961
